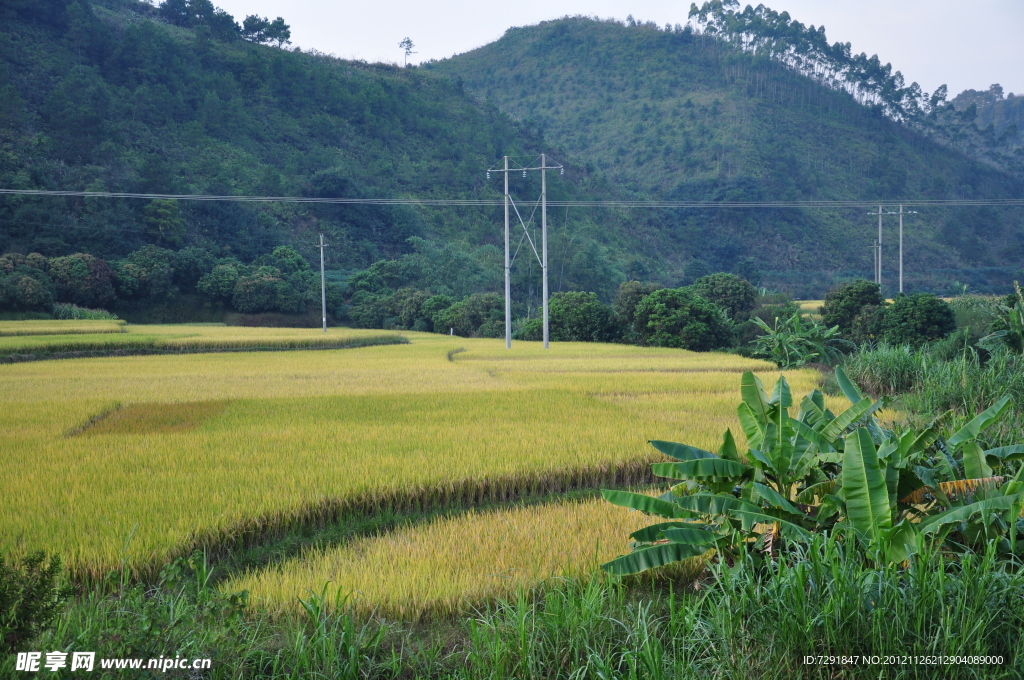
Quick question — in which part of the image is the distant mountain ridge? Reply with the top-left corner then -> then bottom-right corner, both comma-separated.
0,0 -> 1022,299
428,15 -> 1024,293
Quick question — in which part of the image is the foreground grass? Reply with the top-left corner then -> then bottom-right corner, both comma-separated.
0,331 -> 830,579
16,538 -> 1022,679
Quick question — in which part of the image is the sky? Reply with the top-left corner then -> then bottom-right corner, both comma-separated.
211,0 -> 1024,97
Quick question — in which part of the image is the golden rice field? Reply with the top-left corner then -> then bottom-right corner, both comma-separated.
0,323 -> 403,355
227,496 -> 700,620
0,324 -> 835,584
0,319 -> 127,336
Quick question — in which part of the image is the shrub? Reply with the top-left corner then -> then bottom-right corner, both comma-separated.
47,253 -> 116,308
51,303 -> 119,320
820,279 -> 883,335
1,552 -> 74,653
849,304 -> 887,345
690,272 -> 758,320
549,291 -> 616,342
633,288 -> 732,350
751,313 -> 849,367
881,293 -> 956,347
611,280 -> 662,340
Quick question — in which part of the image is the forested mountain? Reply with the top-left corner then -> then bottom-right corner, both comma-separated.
428,13 -> 1024,294
1,0 -> 1022,310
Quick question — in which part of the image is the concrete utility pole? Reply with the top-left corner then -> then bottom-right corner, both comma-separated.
877,205 -> 883,287
897,205 -> 918,294
541,153 -> 549,349
504,156 -> 511,349
317,233 -> 329,333
488,154 -> 563,349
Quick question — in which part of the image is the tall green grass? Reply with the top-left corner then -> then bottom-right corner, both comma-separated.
16,538 -> 1022,679
844,343 -> 1024,442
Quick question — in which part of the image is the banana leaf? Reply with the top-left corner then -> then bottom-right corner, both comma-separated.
948,396 -> 1013,447
601,542 -> 708,575
650,440 -> 718,461
601,489 -> 692,519
651,459 -> 751,482
842,427 -> 892,543
919,494 -> 1022,535
661,527 -> 725,545
631,521 -> 701,542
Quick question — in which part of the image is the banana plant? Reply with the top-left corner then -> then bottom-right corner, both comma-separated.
601,367 -> 1024,575
602,368 -> 889,574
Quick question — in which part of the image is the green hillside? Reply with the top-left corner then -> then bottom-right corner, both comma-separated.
427,16 -> 1024,293
1,1 -> 1022,306
0,0 -> 542,270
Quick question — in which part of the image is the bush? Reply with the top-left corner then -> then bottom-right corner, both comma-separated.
881,293 -> 956,347
434,292 -> 503,337
820,279 -> 883,335
611,280 -> 662,337
51,303 -> 119,320
1,552 -> 74,653
47,253 -> 116,308
690,272 -> 758,320
849,304 -> 886,345
549,291 -> 617,342
633,288 -> 732,350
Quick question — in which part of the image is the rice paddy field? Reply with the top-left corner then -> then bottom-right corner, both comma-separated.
0,321 -> 836,619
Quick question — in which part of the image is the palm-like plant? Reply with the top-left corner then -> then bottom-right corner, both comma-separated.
751,313 -> 850,368
601,368 -> 1024,574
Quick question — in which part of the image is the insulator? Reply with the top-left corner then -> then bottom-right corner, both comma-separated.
560,168 -> 564,175
522,170 -> 527,178
486,172 -> 490,179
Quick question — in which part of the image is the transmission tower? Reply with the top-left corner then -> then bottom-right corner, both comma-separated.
487,154 -> 564,349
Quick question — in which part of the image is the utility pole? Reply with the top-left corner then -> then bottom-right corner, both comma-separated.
877,205 -> 883,288
897,205 -> 918,294
317,233 -> 329,333
487,154 -> 563,349
541,153 -> 549,349
504,156 -> 511,349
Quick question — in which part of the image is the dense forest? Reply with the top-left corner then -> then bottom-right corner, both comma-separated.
1,0 -> 1023,324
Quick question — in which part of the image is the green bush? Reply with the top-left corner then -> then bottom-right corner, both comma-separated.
881,293 -> 956,347
820,279 -> 883,336
1,552 -> 73,653
690,272 -> 758,320
549,291 -> 617,342
633,288 -> 732,350
47,253 -> 116,308
611,280 -> 662,341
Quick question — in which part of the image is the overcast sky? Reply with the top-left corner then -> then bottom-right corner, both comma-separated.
211,0 -> 1024,97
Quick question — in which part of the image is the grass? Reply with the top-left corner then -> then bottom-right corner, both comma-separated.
0,319 -> 126,336
0,329 -> 834,580
226,495 -> 699,620
17,537 -> 1022,679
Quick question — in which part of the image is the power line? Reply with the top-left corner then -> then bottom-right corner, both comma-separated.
2,188 -> 1024,209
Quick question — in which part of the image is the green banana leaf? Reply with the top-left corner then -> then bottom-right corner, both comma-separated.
651,459 -> 751,482
740,371 -> 772,424
918,494 -> 1022,535
661,527 -> 724,545
649,440 -> 718,461
630,521 -> 701,542
820,397 -> 879,442
984,445 -> 1024,461
882,519 -> 919,564
727,509 -> 813,541
834,365 -> 864,404
601,489 -> 692,519
737,402 -> 765,450
676,493 -> 761,516
962,441 -> 994,480
842,427 -> 892,543
601,542 -> 708,575
752,482 -> 803,517
948,396 -> 1013,447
